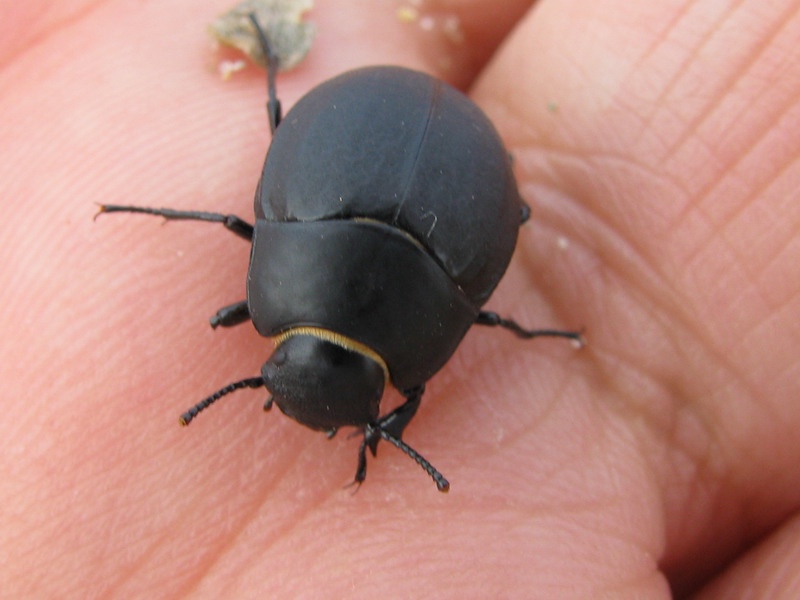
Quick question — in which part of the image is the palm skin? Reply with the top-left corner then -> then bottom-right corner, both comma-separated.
1,1 -> 799,598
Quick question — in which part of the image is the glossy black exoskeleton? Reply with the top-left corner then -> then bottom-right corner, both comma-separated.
98,16 -> 582,492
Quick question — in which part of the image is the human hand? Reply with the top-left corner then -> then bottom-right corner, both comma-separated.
2,1 -> 798,597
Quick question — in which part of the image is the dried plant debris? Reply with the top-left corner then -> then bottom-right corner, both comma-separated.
209,0 -> 315,71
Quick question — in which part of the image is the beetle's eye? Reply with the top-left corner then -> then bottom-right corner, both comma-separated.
271,346 -> 287,366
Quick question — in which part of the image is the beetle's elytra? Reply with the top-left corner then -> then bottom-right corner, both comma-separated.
98,16 -> 583,492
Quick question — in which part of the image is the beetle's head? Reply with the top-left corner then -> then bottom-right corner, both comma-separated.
176,328 -> 450,491
261,331 -> 386,432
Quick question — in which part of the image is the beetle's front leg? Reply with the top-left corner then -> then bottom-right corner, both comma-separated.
366,385 -> 424,456
352,385 -> 448,492
95,205 -> 254,241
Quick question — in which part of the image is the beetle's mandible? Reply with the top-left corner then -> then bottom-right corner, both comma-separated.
98,16 -> 583,492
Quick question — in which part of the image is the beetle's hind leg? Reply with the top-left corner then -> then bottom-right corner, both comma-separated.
210,300 -> 250,328
476,311 -> 585,346
95,205 -> 254,241
248,14 -> 282,135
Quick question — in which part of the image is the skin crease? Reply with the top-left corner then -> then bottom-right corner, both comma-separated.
1,0 -> 799,597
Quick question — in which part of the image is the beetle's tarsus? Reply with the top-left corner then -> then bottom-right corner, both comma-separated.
352,435 -> 369,488
93,203 -> 109,221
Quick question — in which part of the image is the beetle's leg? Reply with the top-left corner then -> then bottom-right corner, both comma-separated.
95,205 -> 254,241
367,385 -> 424,455
476,311 -> 585,346
351,385 -> 449,492
210,300 -> 250,328
520,201 -> 531,224
248,14 -> 282,134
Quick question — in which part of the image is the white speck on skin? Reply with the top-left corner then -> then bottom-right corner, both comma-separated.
419,16 -> 435,31
442,15 -> 464,44
218,59 -> 247,80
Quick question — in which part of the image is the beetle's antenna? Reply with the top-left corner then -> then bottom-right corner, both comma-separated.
376,427 -> 450,492
179,377 -> 265,425
248,13 -> 282,134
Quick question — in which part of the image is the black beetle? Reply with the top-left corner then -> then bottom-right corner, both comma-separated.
98,16 -> 582,492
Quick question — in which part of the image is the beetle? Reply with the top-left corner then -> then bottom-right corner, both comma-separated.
98,16 -> 583,492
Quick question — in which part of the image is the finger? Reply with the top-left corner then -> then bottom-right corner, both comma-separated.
476,0 -> 800,595
309,0 -> 535,86
693,512 -> 800,600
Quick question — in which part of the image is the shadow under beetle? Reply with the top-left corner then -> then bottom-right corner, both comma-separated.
98,16 -> 583,492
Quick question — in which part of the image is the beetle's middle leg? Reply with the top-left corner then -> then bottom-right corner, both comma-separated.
95,205 -> 255,327
210,300 -> 250,328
